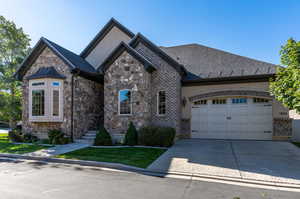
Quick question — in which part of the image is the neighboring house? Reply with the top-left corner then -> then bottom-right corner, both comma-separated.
15,18 -> 292,141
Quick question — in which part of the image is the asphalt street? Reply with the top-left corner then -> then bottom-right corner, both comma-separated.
0,157 -> 299,199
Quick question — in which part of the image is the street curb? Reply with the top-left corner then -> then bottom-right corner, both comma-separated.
0,153 -> 146,173
0,153 -> 300,190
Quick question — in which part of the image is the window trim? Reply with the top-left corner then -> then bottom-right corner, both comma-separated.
29,79 -> 63,122
157,90 -> 166,116
118,89 -> 132,116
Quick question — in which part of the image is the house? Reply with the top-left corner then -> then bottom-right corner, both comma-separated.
15,18 -> 292,141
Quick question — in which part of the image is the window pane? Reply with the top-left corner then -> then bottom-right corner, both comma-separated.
232,98 -> 247,104
53,90 -> 59,116
32,90 -> 45,116
253,98 -> 269,103
212,99 -> 226,104
52,82 -> 60,86
119,90 -> 131,115
32,82 -> 44,86
158,91 -> 166,115
194,100 -> 207,105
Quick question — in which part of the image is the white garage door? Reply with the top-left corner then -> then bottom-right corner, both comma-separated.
191,97 -> 273,140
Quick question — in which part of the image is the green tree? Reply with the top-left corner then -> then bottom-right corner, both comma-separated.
0,16 -> 30,127
270,38 -> 300,112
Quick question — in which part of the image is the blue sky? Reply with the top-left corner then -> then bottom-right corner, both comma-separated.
1,0 -> 299,65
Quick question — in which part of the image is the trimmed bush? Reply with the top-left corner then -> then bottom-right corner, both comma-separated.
8,129 -> 24,143
48,129 -> 70,145
23,133 -> 39,143
138,126 -> 176,147
124,122 -> 138,146
39,139 -> 51,145
94,127 -> 113,146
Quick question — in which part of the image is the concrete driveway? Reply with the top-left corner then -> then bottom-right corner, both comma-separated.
148,139 -> 300,184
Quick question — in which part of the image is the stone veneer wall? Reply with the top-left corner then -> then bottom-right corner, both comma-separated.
104,51 -> 152,136
273,118 -> 292,140
22,47 -> 103,139
134,43 -> 182,136
73,76 -> 104,138
22,47 -> 72,138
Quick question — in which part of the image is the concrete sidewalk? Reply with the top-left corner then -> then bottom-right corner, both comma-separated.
25,142 -> 90,157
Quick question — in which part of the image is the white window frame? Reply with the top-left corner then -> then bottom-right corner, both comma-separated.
157,90 -> 166,116
29,79 -> 63,122
118,89 -> 132,116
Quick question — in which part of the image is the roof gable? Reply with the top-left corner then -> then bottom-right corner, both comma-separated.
15,37 -> 98,81
129,33 -> 186,76
80,18 -> 135,58
99,41 -> 156,73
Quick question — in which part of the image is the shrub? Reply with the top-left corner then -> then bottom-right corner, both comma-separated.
8,129 -> 24,143
23,133 -> 39,143
39,139 -> 51,145
138,126 -> 176,147
94,127 -> 112,146
48,129 -> 70,145
124,122 -> 138,146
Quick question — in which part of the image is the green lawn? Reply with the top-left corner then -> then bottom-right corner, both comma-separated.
293,142 -> 300,148
0,132 -> 49,154
57,147 -> 166,168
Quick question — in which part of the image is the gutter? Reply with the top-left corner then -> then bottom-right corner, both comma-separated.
182,74 -> 275,86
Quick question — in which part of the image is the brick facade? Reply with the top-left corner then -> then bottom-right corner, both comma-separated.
273,118 -> 293,139
134,43 -> 182,136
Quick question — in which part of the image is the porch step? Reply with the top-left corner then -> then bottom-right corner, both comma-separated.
74,139 -> 94,145
74,130 -> 99,145
82,135 -> 96,139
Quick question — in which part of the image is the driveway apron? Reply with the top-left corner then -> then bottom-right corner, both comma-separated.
147,139 -> 300,184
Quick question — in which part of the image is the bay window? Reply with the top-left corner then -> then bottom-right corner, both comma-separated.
29,79 -> 63,122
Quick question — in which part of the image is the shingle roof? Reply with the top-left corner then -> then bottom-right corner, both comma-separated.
161,44 -> 279,81
15,37 -> 98,81
43,38 -> 96,74
27,66 -> 66,80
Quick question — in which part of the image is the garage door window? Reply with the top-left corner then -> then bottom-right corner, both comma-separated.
232,98 -> 247,104
212,99 -> 227,104
194,100 -> 207,105
253,98 -> 269,103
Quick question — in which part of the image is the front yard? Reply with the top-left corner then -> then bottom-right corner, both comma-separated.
57,147 -> 166,168
0,133 -> 49,154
